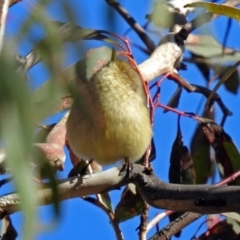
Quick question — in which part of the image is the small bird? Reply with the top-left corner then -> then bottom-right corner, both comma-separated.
66,47 -> 152,166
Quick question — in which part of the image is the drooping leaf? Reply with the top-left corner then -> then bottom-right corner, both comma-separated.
191,111 -> 213,184
169,116 -> 195,185
206,61 -> 240,108
200,118 -> 240,185
227,218 -> 240,235
1,216 -> 18,240
191,126 -> 212,184
0,46 -> 38,240
164,85 -> 182,113
40,161 -> 61,218
115,183 -> 145,223
185,2 -> 240,21
197,219 -> 240,240
168,116 -> 195,237
186,34 -> 239,59
190,53 -> 211,82
213,65 -> 240,95
101,192 -> 113,213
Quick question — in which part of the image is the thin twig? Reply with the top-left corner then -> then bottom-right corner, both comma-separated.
0,0 -> 10,54
84,197 -> 124,240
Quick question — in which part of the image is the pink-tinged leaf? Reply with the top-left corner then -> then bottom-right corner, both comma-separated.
86,47 -> 113,80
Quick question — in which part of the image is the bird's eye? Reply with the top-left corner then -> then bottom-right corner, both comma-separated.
123,72 -> 128,78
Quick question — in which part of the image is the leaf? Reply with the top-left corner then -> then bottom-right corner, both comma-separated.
168,117 -> 195,237
164,85 -> 182,113
186,34 -> 239,60
214,65 -> 240,95
191,111 -> 213,184
40,161 -> 61,218
206,61 -> 240,107
1,216 -> 18,240
227,218 -> 240,235
85,46 -> 113,80
169,117 -> 195,185
197,219 -> 240,240
0,46 -> 38,240
223,212 -> 240,223
101,192 -> 113,213
190,52 -> 211,82
146,0 -> 187,28
34,124 -> 56,143
200,118 -> 240,185
32,63 -> 76,117
185,2 -> 240,21
115,183 -> 145,223
52,21 -> 121,47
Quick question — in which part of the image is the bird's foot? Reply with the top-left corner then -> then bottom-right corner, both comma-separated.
120,157 -> 133,177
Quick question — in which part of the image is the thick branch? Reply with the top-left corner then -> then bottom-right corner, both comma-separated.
105,0 -> 156,53
1,165 -> 240,218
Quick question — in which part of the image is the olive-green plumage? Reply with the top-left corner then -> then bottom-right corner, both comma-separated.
67,57 -> 152,165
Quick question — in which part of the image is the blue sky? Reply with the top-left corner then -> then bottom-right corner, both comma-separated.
4,0 -> 240,239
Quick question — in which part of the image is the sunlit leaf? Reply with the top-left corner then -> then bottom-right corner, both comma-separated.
40,161 -> 60,217
86,46 -> 112,80
101,192 -> 113,213
0,46 -> 38,240
146,0 -> 187,28
223,212 -> 240,223
186,34 -> 239,60
185,2 -> 240,21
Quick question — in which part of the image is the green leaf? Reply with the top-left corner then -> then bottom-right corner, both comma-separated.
200,118 -> 240,185
115,183 -> 144,223
146,1 -> 187,28
32,63 -> 76,117
214,65 -> 240,95
41,162 -> 60,218
191,111 -> 213,184
0,45 -> 38,240
185,2 -> 240,21
86,46 -> 113,80
223,212 -> 240,223
186,35 -> 239,60
101,192 -> 113,213
206,61 -> 240,107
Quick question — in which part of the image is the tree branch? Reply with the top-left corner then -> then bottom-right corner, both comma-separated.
105,0 -> 156,53
1,165 -> 240,218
